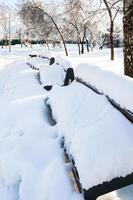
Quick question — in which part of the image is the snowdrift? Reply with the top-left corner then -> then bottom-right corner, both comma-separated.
39,63 -> 66,87
55,56 -> 71,71
0,60 -> 83,200
27,57 -> 50,70
48,82 -> 133,190
75,64 -> 133,113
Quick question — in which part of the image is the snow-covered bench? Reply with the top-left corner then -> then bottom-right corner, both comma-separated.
47,81 -> 133,200
75,64 -> 133,123
29,50 -> 52,59
27,56 -> 50,70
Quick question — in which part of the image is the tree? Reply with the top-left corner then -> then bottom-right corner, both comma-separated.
102,0 -> 122,60
18,0 -> 69,56
65,0 -> 100,55
123,0 -> 133,77
0,3 -> 10,50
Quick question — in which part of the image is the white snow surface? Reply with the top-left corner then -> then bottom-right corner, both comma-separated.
0,52 -> 83,200
75,64 -> 133,113
29,49 -> 52,58
0,45 -> 133,200
55,55 -> 71,70
39,63 -> 66,87
48,82 -> 133,190
27,56 -> 50,69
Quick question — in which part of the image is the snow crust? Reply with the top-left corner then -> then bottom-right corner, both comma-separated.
75,64 -> 133,113
48,82 -> 133,189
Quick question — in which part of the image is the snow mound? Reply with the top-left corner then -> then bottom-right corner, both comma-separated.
37,49 -> 52,58
39,63 -> 66,87
29,49 -> 52,59
48,82 -> 133,190
0,59 -> 83,200
27,57 -> 50,69
75,64 -> 133,113
55,56 -> 71,70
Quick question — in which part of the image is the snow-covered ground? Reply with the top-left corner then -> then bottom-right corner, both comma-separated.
0,46 -> 83,200
0,45 -> 133,200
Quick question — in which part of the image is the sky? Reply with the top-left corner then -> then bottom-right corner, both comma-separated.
0,0 -> 17,6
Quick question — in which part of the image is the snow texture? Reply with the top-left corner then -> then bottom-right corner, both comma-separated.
0,45 -> 132,200
39,63 -> 66,87
27,56 -> 50,69
48,81 -> 133,190
75,64 -> 133,113
55,55 -> 71,70
0,52 -> 83,200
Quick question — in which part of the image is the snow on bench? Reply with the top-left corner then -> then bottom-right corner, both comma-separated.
55,56 -> 71,71
39,63 -> 66,87
37,49 -> 52,59
27,55 -> 70,87
75,64 -> 133,114
38,56 -> 74,89
47,81 -> 133,199
0,61 -> 83,200
29,49 -> 52,59
27,57 -> 50,70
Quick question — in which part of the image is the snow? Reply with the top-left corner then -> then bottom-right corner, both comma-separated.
0,45 -> 133,200
75,63 -> 133,113
0,49 -> 83,200
27,56 -> 50,69
55,55 -> 71,70
48,81 -> 133,189
39,63 -> 66,87
37,49 -> 52,58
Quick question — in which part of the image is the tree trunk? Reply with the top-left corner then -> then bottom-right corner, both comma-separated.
81,27 -> 86,54
123,0 -> 133,77
5,36 -> 8,47
77,38 -> 81,55
110,20 -> 114,60
35,6 -> 68,56
19,34 -> 23,47
45,41 -> 50,50
1,39 -> 4,48
86,39 -> 89,52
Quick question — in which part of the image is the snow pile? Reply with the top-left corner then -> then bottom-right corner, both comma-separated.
27,57 -> 50,69
0,59 -> 83,200
39,63 -> 66,87
75,64 -> 133,113
37,49 -> 52,58
48,82 -> 133,190
55,56 -> 71,70
29,49 -> 52,59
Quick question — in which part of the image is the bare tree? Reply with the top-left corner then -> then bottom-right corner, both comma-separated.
0,3 -> 13,52
65,0 -> 101,54
102,0 -> 122,60
18,0 -> 69,56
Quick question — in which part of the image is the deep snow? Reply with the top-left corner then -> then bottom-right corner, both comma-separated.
0,45 -> 133,200
0,47 -> 83,200
48,81 -> 133,189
